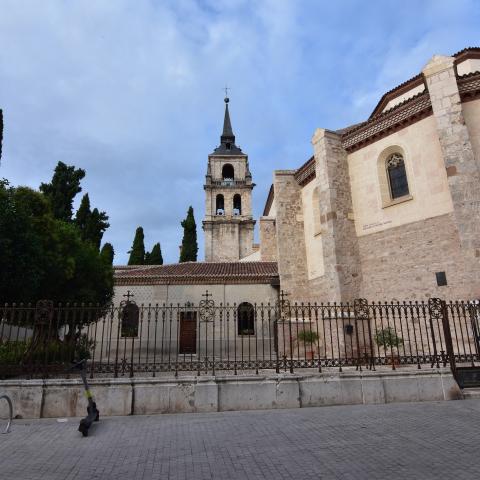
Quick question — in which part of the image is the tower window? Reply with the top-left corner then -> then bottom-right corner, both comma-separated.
216,194 -> 225,215
226,143 -> 231,150
386,153 -> 409,199
222,163 -> 234,182
233,194 -> 242,215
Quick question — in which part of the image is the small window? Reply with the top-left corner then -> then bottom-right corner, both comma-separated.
222,163 -> 234,181
216,194 -> 225,215
386,153 -> 409,199
121,303 -> 139,337
436,271 -> 447,287
233,194 -> 242,215
226,143 -> 231,150
237,302 -> 255,335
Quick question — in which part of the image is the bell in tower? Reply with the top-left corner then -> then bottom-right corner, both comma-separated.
203,96 -> 256,262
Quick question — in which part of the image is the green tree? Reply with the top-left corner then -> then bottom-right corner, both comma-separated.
179,206 -> 198,262
0,109 -> 3,163
0,180 -> 113,310
75,193 -> 109,249
128,227 -> 145,265
100,243 -> 115,265
40,161 -> 85,221
75,193 -> 91,237
147,242 -> 163,265
85,208 -> 109,250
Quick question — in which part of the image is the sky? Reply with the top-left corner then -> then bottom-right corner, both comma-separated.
0,0 -> 479,264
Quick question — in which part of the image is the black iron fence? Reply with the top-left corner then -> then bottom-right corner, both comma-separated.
0,295 -> 479,379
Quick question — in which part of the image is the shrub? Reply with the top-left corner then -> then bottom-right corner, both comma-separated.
374,327 -> 404,350
297,330 -> 319,345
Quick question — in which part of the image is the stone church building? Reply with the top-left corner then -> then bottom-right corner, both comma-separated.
115,47 -> 480,306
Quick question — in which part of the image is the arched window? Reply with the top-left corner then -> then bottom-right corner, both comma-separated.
216,194 -> 225,215
237,302 -> 255,335
121,302 -> 139,337
233,194 -> 242,215
222,164 -> 234,181
386,153 -> 409,199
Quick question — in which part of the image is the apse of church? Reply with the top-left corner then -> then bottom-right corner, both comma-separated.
203,96 -> 256,261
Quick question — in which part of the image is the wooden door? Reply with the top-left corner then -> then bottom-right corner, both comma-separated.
179,311 -> 197,354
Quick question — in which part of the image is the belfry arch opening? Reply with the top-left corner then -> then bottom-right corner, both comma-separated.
216,194 -> 225,215
233,194 -> 242,216
222,164 -> 234,180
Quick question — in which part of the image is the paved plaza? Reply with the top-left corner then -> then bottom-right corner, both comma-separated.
1,400 -> 479,480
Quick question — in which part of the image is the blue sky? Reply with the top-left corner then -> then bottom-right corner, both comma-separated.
0,0 -> 479,264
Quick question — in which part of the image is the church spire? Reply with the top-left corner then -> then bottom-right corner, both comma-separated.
212,94 -> 243,155
221,97 -> 234,142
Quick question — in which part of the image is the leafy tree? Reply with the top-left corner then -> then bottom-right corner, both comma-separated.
40,161 -> 85,221
85,208 -> 109,250
100,243 -> 115,265
0,180 -> 113,310
128,227 -> 145,265
0,109 -> 3,163
179,206 -> 198,262
147,243 -> 163,265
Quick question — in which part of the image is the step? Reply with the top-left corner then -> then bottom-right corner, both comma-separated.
462,388 -> 480,400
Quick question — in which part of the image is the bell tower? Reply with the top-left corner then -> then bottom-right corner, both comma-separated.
203,96 -> 255,262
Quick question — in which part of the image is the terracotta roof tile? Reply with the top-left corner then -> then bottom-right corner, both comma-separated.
114,261 -> 279,285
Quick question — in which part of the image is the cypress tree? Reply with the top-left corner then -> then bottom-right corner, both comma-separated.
148,243 -> 163,265
0,109 -> 3,164
75,193 -> 91,238
179,206 -> 198,262
40,161 -> 85,221
85,207 -> 109,250
100,243 -> 115,265
128,227 -> 145,265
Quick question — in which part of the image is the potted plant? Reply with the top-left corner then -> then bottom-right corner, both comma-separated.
297,330 -> 319,360
374,327 -> 404,366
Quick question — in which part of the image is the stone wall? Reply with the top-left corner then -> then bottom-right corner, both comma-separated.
423,55 -> 480,299
113,282 -> 278,306
272,171 -> 310,299
0,369 -> 461,419
358,213 -> 472,300
259,217 -> 277,261
311,129 -> 362,302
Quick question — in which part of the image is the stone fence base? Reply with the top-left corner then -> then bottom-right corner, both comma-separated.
0,369 -> 463,419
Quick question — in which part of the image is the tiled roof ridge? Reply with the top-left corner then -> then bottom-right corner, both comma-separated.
368,47 -> 479,119
369,73 -> 424,118
342,91 -> 432,152
452,46 -> 480,58
457,70 -> 480,80
343,90 -> 427,139
115,261 -> 279,280
294,156 -> 316,186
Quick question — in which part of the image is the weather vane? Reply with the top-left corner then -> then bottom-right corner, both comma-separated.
223,85 -> 230,98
